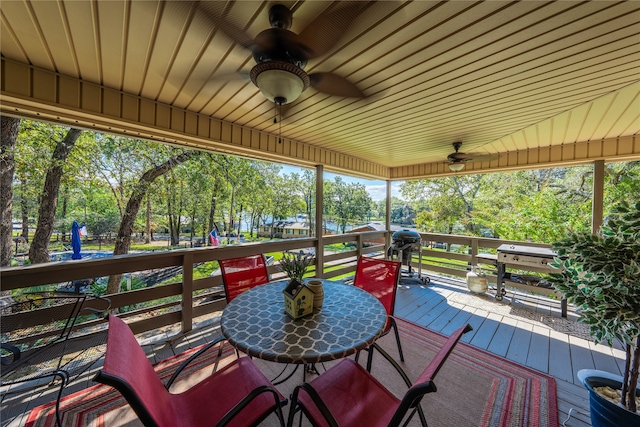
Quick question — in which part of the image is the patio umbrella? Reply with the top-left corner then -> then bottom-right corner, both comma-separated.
71,221 -> 82,260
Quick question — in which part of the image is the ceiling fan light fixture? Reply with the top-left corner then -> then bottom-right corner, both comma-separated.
251,61 -> 310,105
448,162 -> 465,172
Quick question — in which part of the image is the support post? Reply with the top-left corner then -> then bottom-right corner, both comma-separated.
315,165 -> 324,278
592,160 -> 604,234
385,181 -> 392,257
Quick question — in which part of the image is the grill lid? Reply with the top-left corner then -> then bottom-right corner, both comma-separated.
392,229 -> 421,243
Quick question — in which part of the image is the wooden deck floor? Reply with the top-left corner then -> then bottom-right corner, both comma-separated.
3,275 -> 625,426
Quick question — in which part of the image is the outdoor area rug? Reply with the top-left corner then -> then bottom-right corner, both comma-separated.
26,319 -> 558,427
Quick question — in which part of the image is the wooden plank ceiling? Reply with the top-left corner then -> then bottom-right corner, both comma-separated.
1,1 -> 639,179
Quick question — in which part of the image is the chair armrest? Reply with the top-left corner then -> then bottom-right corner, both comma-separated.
81,296 -> 111,316
1,343 -> 21,366
291,383 -> 340,427
165,336 -> 231,389
218,384 -> 285,427
368,342 -> 413,388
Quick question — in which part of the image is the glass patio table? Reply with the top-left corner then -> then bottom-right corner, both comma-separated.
220,279 -> 387,364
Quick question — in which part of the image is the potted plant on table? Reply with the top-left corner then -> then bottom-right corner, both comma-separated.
279,250 -> 314,286
548,199 -> 640,426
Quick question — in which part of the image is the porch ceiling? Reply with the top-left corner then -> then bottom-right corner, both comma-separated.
1,1 -> 639,179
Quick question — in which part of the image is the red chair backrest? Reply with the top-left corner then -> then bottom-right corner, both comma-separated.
96,315 -> 175,426
353,257 -> 401,331
219,254 -> 270,302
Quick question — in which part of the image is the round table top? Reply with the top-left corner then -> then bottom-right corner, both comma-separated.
220,279 -> 387,364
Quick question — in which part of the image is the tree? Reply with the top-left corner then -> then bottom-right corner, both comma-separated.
391,203 -> 416,225
293,169 -> 316,236
324,177 -> 372,234
29,127 -> 84,264
1,116 -> 20,267
106,149 -> 200,295
402,175 -> 485,235
263,172 -> 302,238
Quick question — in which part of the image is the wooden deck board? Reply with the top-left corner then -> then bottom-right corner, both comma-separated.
505,320 -> 533,365
568,336 -> 597,382
460,307 -> 490,344
487,315 -> 518,357
469,312 -> 502,350
588,342 -> 624,377
549,330 -> 575,383
526,325 -> 551,373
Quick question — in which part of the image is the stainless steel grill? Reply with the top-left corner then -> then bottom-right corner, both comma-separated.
496,244 -> 566,317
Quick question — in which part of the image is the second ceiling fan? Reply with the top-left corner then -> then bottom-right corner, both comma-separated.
447,142 -> 500,172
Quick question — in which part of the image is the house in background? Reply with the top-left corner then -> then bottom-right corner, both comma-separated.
259,221 -> 310,239
348,222 -> 421,245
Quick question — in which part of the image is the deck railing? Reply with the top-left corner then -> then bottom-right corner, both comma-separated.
0,231 -> 551,340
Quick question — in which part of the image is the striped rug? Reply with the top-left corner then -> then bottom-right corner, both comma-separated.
26,319 -> 558,427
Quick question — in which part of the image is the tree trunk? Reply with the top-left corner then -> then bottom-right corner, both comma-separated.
189,205 -> 196,243
1,116 -> 20,268
228,186 -> 235,242
237,204 -> 243,236
207,181 -> 219,245
29,128 -> 83,264
167,184 -> 176,245
60,183 -> 68,242
20,178 -> 29,242
106,150 -> 199,295
145,194 -> 151,244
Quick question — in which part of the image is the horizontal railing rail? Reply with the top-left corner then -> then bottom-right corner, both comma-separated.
0,231 -> 552,342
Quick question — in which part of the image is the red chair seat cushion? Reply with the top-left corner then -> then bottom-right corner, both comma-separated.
297,359 -> 400,427
172,357 -> 284,427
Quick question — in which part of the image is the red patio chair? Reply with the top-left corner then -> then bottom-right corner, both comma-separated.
287,324 -> 472,427
353,256 -> 404,364
219,254 -> 270,302
94,314 -> 286,427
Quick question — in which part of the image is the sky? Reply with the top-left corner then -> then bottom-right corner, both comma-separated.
278,164 -> 403,202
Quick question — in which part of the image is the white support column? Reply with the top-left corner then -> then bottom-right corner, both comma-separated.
592,160 -> 605,233
315,165 -> 324,277
385,181 -> 392,257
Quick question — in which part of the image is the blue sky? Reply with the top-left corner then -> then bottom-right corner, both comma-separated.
279,164 -> 402,202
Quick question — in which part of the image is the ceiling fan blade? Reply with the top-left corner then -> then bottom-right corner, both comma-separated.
196,1 -> 257,51
309,73 -> 365,98
466,153 -> 501,163
297,2 -> 370,59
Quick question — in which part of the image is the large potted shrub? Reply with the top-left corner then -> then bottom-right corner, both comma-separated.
548,199 -> 640,426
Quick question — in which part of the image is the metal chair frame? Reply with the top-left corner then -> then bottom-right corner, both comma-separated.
353,256 -> 404,366
1,293 -> 110,426
287,324 -> 473,427
219,254 -> 270,303
94,314 -> 286,427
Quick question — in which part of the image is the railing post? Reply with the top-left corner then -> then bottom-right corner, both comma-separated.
356,234 -> 363,259
181,253 -> 194,334
470,238 -> 479,268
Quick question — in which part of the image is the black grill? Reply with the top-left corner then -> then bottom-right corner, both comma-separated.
390,229 -> 421,264
388,229 -> 429,285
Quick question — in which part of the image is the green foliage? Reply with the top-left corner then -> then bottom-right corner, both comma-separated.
548,199 -> 640,411
324,177 -> 373,233
278,251 -> 314,282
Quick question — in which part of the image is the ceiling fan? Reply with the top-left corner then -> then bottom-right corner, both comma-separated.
446,142 -> 499,172
197,2 -> 371,108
